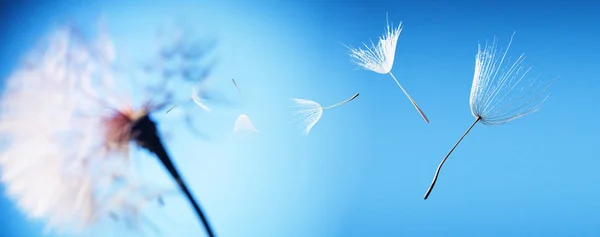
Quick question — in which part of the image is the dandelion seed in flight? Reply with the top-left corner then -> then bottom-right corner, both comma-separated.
233,114 -> 259,134
423,33 -> 556,200
230,78 -> 259,134
292,93 -> 359,135
166,80 -> 212,113
344,13 -> 429,123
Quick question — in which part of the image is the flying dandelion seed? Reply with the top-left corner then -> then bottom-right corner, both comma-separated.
166,82 -> 212,113
0,23 -> 216,237
344,14 -> 429,123
163,81 -> 216,142
423,33 -> 556,200
292,93 -> 359,135
233,114 -> 259,134
230,78 -> 259,134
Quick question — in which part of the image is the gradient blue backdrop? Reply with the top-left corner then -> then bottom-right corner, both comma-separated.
1,0 -> 599,236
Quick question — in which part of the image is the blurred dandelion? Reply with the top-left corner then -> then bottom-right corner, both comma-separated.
102,181 -> 179,234
423,33 -> 556,200
292,93 -> 359,135
344,14 -> 429,123
0,23 -> 216,236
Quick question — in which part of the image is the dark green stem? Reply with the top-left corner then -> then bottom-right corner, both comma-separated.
131,115 -> 215,237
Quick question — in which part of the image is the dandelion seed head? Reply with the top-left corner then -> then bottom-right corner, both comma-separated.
0,26 -> 121,232
291,98 -> 323,136
469,34 -> 554,126
0,22 -> 203,234
347,16 -> 402,74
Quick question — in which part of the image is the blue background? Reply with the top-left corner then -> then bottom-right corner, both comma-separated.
1,0 -> 599,236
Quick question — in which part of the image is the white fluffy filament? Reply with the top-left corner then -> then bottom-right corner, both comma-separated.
470,33 -> 555,125
292,98 -> 324,136
347,16 -> 401,74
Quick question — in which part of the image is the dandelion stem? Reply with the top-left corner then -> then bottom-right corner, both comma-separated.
388,72 -> 429,123
131,115 -> 215,237
323,93 -> 360,110
423,117 -> 481,200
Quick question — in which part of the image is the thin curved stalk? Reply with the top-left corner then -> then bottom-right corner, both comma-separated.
323,93 -> 360,110
423,117 -> 480,200
131,115 -> 215,237
388,72 -> 429,123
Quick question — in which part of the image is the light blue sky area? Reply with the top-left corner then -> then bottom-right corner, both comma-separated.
0,0 -> 599,237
